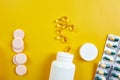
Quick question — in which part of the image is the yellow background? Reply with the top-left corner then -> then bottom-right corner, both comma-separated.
0,0 -> 120,80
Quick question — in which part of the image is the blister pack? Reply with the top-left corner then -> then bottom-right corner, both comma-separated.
95,34 -> 120,80
109,51 -> 120,80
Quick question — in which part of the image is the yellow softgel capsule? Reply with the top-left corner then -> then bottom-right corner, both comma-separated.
55,16 -> 69,24
64,46 -> 72,52
56,30 -> 63,35
56,23 -> 67,30
56,24 -> 62,28
61,16 -> 69,22
55,19 -> 61,23
61,36 -> 67,43
56,35 -> 63,40
61,24 -> 67,30
68,24 -> 76,31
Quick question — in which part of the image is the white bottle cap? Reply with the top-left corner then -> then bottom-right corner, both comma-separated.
15,65 -> 27,76
79,43 -> 98,61
12,38 -> 24,50
14,29 -> 25,39
13,53 -> 27,65
57,52 -> 74,62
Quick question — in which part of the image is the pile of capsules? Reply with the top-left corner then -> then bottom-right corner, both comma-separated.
95,34 -> 120,80
54,16 -> 76,52
12,29 -> 27,76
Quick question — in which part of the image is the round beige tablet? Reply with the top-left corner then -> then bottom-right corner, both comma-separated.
15,65 -> 27,76
12,38 -> 24,50
14,29 -> 25,39
12,55 -> 17,65
15,53 -> 27,65
13,46 -> 24,53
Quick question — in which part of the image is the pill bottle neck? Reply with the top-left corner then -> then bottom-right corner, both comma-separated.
56,52 -> 74,63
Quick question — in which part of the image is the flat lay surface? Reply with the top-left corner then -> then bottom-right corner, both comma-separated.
0,0 -> 120,80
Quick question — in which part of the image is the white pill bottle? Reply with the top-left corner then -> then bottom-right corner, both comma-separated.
49,52 -> 76,80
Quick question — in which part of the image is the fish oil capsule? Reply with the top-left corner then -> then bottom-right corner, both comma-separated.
67,24 -> 76,31
107,43 -> 117,48
99,63 -> 110,68
103,56 -> 113,62
61,24 -> 67,30
109,36 -> 119,41
55,19 -> 62,23
64,46 -> 71,52
97,70 -> 108,75
69,25 -> 75,31
56,35 -> 63,40
56,23 -> 67,29
114,66 -> 120,71
61,36 -> 67,43
95,76 -> 106,80
61,16 -> 69,22
104,50 -> 116,55
56,24 -> 62,28
56,30 -> 63,35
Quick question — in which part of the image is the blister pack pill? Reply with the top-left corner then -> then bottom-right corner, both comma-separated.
95,34 -> 120,80
109,51 -> 120,80
109,64 -> 120,80
95,61 -> 111,80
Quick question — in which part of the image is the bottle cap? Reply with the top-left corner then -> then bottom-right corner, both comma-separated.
80,43 -> 98,61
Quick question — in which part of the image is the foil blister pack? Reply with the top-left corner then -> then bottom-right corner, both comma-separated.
95,34 -> 120,80
109,52 -> 120,80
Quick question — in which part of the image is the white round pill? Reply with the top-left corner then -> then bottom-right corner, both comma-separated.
80,43 -> 98,61
14,53 -> 27,65
12,38 -> 24,50
13,46 -> 24,53
14,29 -> 25,39
12,55 -> 17,65
15,65 -> 27,76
